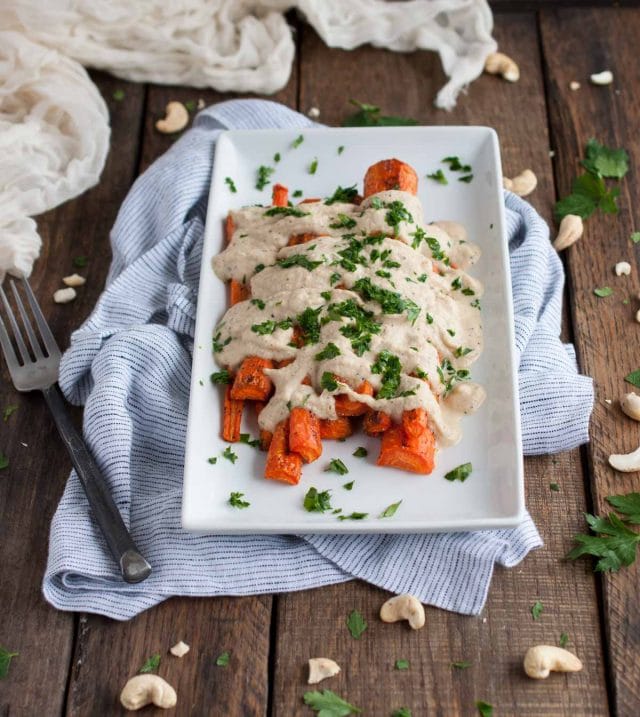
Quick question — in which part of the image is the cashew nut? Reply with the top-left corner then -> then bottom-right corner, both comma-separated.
569,81 -> 581,91
53,287 -> 76,304
155,101 -> 189,134
308,106 -> 321,119
379,594 -> 425,630
636,309 -> 640,324
523,645 -> 582,679
484,52 -> 520,82
609,444 -> 640,472
120,674 -> 177,710
169,640 -> 190,657
590,70 -> 613,86
615,261 -> 631,276
503,169 -> 537,197
620,392 -> 640,421
553,214 -> 584,251
308,657 -> 341,684
62,273 -> 86,287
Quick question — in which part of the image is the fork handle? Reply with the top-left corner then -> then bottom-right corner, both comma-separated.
42,384 -> 152,584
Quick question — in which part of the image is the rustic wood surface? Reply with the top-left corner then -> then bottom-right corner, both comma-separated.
1,6 -> 638,716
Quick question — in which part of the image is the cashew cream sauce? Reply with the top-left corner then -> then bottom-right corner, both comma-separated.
212,190 -> 485,446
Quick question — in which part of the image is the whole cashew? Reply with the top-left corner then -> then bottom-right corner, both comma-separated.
609,444 -> 640,472
503,169 -> 537,197
590,70 -> 613,86
155,101 -> 189,134
484,52 -> 520,82
53,287 -> 77,304
379,594 -> 425,629
615,261 -> 631,276
523,645 -> 583,679
62,273 -> 86,287
553,214 -> 584,251
308,657 -> 341,684
120,674 -> 177,711
621,393 -> 640,421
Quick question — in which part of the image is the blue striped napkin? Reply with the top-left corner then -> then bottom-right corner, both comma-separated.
42,100 -> 593,620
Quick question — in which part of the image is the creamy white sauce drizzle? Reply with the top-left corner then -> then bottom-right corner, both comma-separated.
212,190 -> 485,445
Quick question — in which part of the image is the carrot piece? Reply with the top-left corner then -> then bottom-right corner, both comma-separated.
319,417 -> 352,440
230,280 -> 250,306
272,183 -> 289,207
334,379 -> 374,417
222,385 -> 243,442
225,213 -> 235,244
363,410 -> 392,435
363,158 -> 418,197
230,356 -> 274,401
376,409 -> 436,474
288,232 -> 316,246
264,419 -> 302,485
289,407 -> 322,463
299,198 -> 321,204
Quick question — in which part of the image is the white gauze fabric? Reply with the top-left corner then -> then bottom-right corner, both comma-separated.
0,31 -> 110,278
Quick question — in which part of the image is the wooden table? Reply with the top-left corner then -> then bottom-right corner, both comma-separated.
2,6 -> 639,715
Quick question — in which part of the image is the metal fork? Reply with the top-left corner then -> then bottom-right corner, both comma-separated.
0,278 -> 151,584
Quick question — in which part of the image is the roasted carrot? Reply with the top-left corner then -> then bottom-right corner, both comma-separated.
225,213 -> 235,244
334,379 -> 374,417
363,158 -> 418,198
376,408 -> 435,474
230,356 -> 274,401
222,385 -> 243,442
299,198 -> 321,204
363,409 -> 392,435
288,232 -> 316,246
254,402 -> 273,451
319,416 -> 352,440
230,280 -> 250,305
289,407 -> 322,463
264,419 -> 302,485
272,183 -> 289,207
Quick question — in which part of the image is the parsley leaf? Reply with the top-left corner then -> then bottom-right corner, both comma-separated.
251,318 -> 293,335
444,463 -> 472,482
337,512 -> 368,521
395,659 -> 410,670
326,458 -> 349,475
606,493 -> 640,523
559,632 -> 569,649
392,710 -> 412,717
297,306 -> 323,345
353,447 -> 368,458
550,482 -> 560,492
380,500 -> 402,518
0,452 -> 9,470
458,174 -> 474,183
223,447 -> 238,464
304,487 -> 333,512
451,660 -> 472,670
309,158 -> 318,175
239,433 -> 260,448
315,342 -> 341,361
631,232 -> 640,244
427,169 -> 447,185
303,689 -> 362,716
139,653 -> 161,673
476,701 -> 493,717
321,372 -> 339,391
277,255 -> 323,272
346,609 -> 367,639
3,405 -> 17,421
73,255 -> 88,268
325,185 -> 358,205
531,600 -> 544,620
342,99 -> 417,127
0,647 -> 18,679
208,457 -> 217,464
594,286 -> 613,297
225,176 -> 237,193
264,206 -> 310,218
581,138 -> 629,179
624,370 -> 640,388
210,370 -> 231,385
112,89 -> 125,101
343,481 -> 355,491
329,213 -> 357,230
555,170 -> 621,220
256,165 -> 275,191
292,134 -> 304,149
371,350 -> 402,399
228,491 -> 249,508
216,651 -> 230,666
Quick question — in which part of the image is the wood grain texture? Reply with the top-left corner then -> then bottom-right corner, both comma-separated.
540,8 -> 640,716
271,14 -> 609,716
0,73 -> 145,717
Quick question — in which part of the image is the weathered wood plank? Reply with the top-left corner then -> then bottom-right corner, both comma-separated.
540,7 -> 640,716
0,72 -> 145,717
272,14 -> 609,716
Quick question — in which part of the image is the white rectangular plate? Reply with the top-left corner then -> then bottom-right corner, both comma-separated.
182,126 -> 525,534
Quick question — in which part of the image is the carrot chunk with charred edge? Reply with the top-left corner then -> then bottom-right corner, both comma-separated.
272,183 -> 289,207
319,417 -> 352,440
264,419 -> 302,485
289,407 -> 322,463
230,280 -> 250,305
376,408 -> 435,474
230,356 -> 274,401
363,158 -> 418,197
363,409 -> 392,435
334,379 -> 374,417
222,385 -> 243,442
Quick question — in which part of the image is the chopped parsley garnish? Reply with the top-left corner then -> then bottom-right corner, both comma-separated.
224,176 -> 237,193
250,298 -> 265,309
346,609 -> 367,639
458,174 -> 474,183
395,659 -> 410,670
625,370 -> 640,389
264,206 -> 310,218
326,298 -> 381,356
330,272 -> 342,286
438,358 -> 470,394
454,346 -> 473,358
296,306 -> 323,344
216,651 -> 231,666
417,273 -> 428,283
343,481 -> 355,490
447,328 -> 456,337
212,332 -> 232,353
251,318 -> 293,335
320,290 -> 332,301
0,647 -> 18,679
559,633 -> 569,649
631,231 -> 640,244
73,255 -> 88,268
321,372 -> 339,391
392,709 -> 412,717
326,458 -> 349,475
380,500 -> 402,518
277,255 -> 323,271
338,145 -> 345,154
444,463 -> 472,482
222,446 -> 238,464
239,433 -> 260,448
325,184 -> 358,205
139,653 -> 161,673
315,342 -> 341,361
550,482 -> 560,492
210,370 -> 231,384
304,689 -> 362,715
476,701 -> 493,717
254,263 -> 265,273
425,313 -> 433,324
3,405 -> 17,422
0,452 -> 10,470
352,277 -> 405,314
383,200 -> 414,235
414,367 -> 429,380
293,189 -> 303,198
255,165 -> 274,190
353,447 -> 368,458
228,492 -> 249,508
451,277 -> 462,290
462,287 -> 475,296
594,286 -> 613,297
451,660 -> 472,670
184,99 -> 196,112
273,152 -> 281,163
371,350 -> 402,399
471,298 -> 481,310
338,512 -> 368,521
304,487 -> 333,512
442,156 -> 472,173
342,99 -> 417,127
309,157 -> 318,175
531,600 -> 544,620
292,134 -> 304,148
329,213 -> 357,230
207,457 -> 217,465
427,169 -> 448,185
112,89 -> 125,101
336,235 -> 367,271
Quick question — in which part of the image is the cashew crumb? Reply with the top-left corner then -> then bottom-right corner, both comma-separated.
523,645 -> 582,679
308,107 -> 321,118
308,657 -> 341,684
604,398 -> 612,405
197,98 -> 205,110
120,674 -> 177,710
62,273 -> 86,287
609,444 -> 640,472
590,70 -> 613,86
156,101 -> 189,134
380,593 -> 425,629
615,261 -> 631,276
484,52 -> 519,82
53,287 -> 77,304
569,81 -> 581,91
170,640 -> 190,658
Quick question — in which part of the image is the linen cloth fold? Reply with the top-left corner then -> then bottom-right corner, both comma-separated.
43,100 -> 593,620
